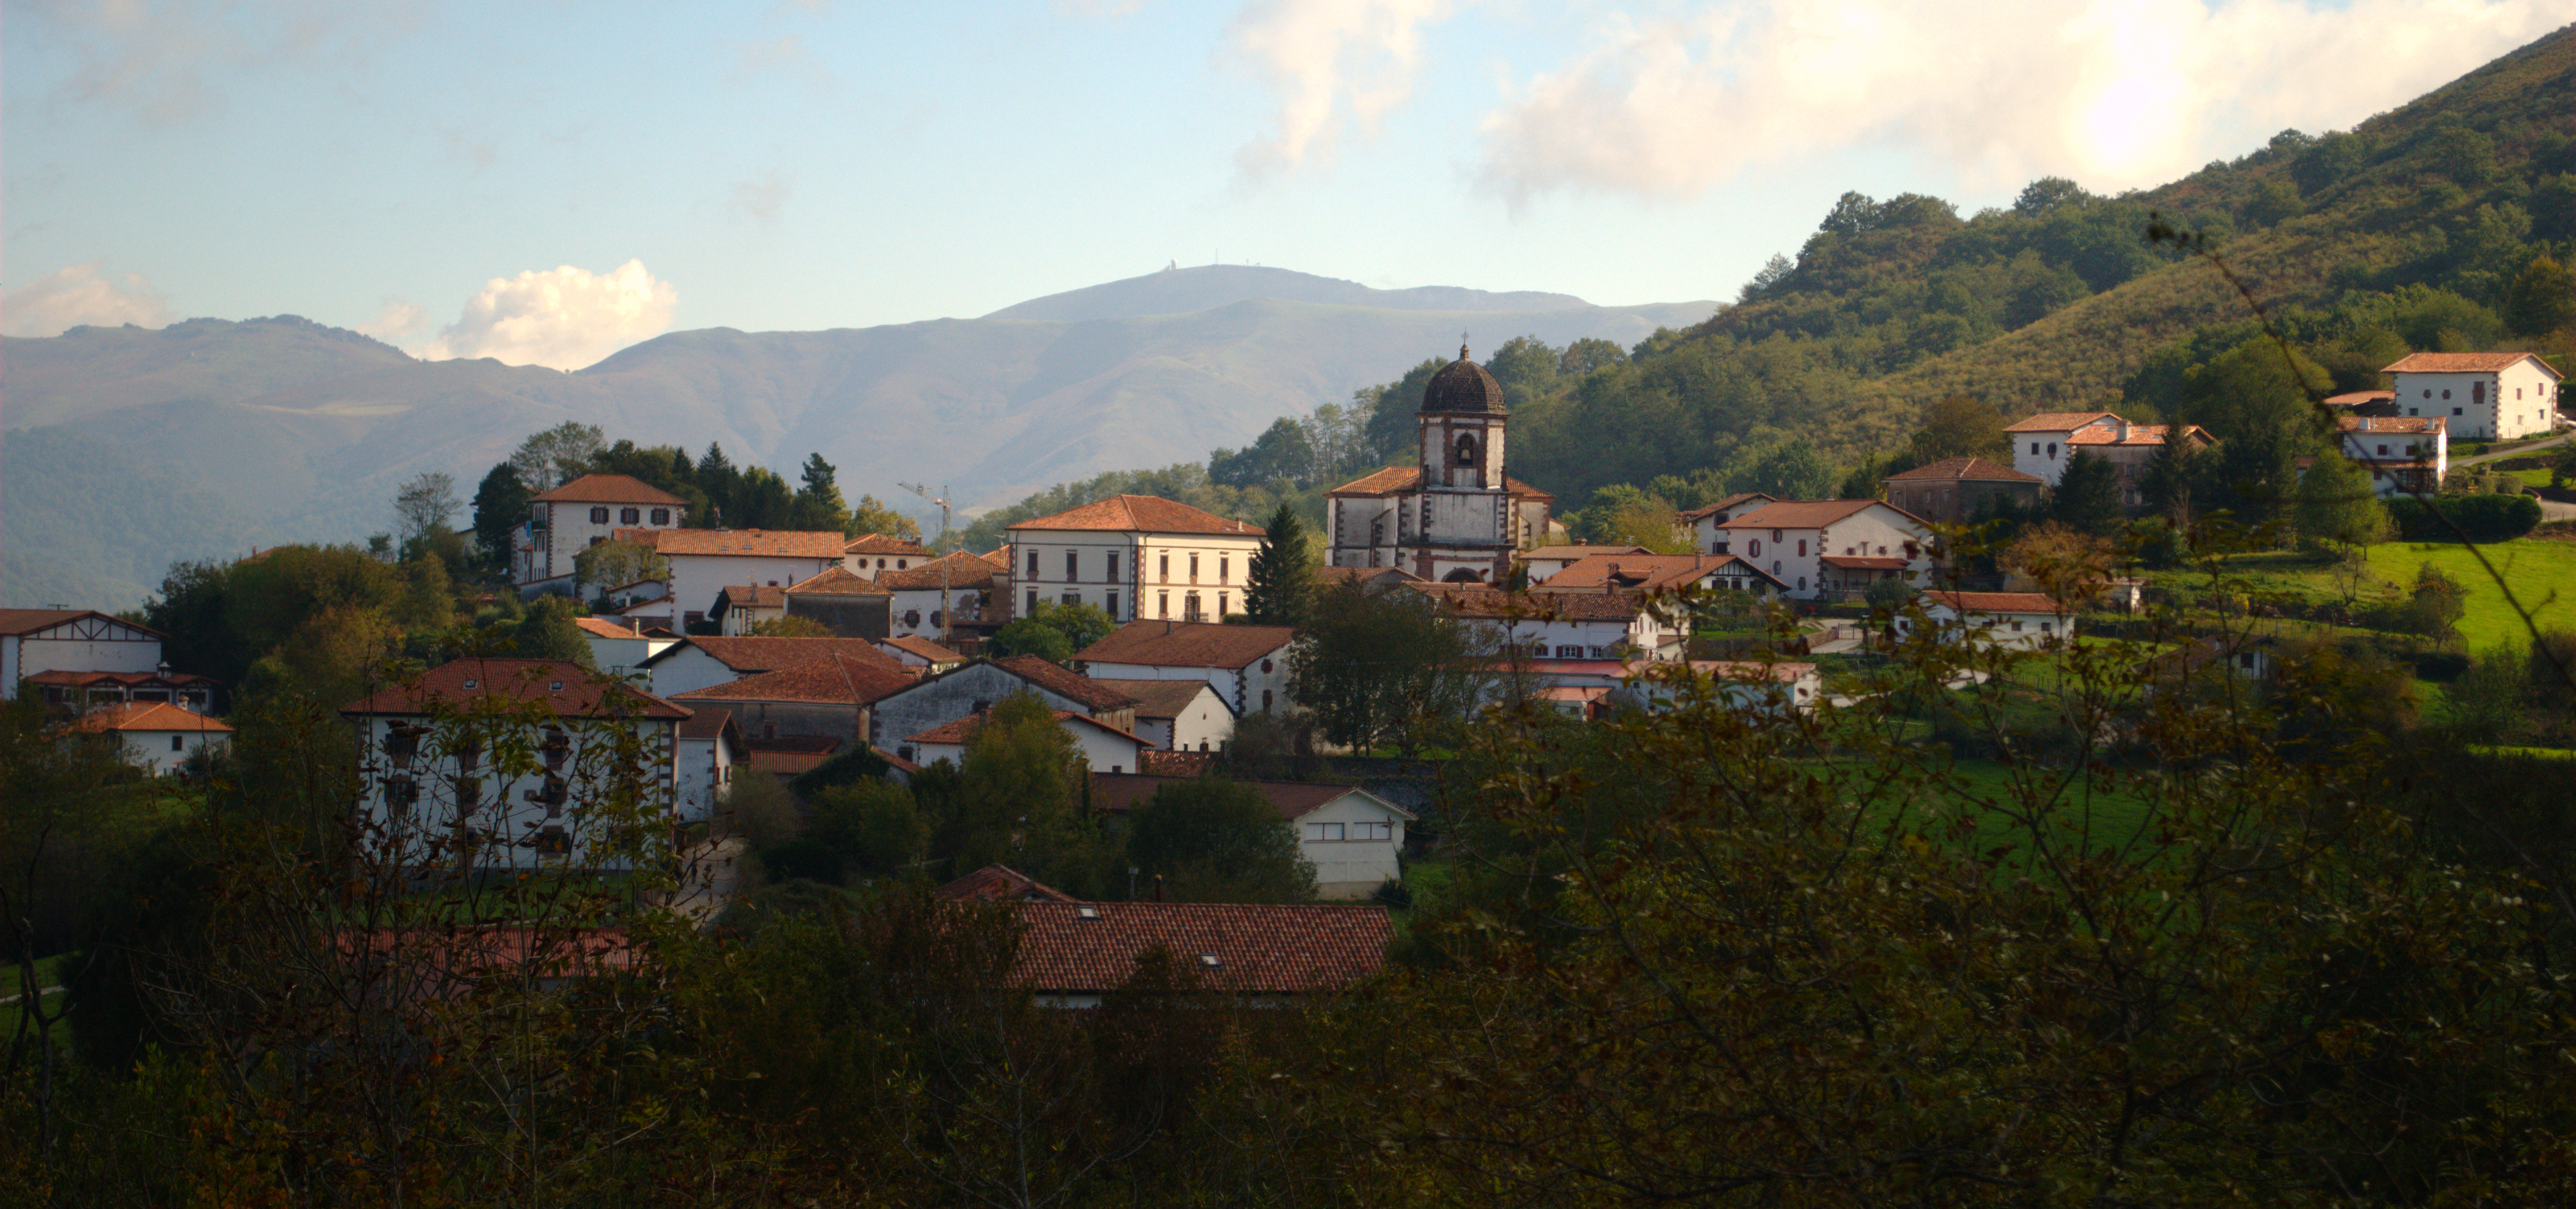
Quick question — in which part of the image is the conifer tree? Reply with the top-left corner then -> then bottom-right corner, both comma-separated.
1242,503 -> 1315,626
2049,450 -> 2124,535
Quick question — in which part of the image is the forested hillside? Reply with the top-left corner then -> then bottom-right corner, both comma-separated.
962,26 -> 2571,532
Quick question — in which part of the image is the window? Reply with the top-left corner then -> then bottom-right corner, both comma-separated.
762,722 -> 776,739
1061,591 -> 1080,606
170,735 -> 185,752
2239,652 -> 2257,669
1065,550 -> 1079,578
1796,577 -> 1806,591
2030,442 -> 2040,455
1219,556 -> 1229,583
1026,550 -> 1039,576
1771,529 -> 1783,542
1026,591 -> 1038,614
2377,444 -> 2389,456
2047,443 -> 2058,458
1185,593 -> 1203,620
590,507 -> 610,523
650,508 -> 670,525
896,559 -> 908,569
1189,554 -> 1200,582
1455,433 -> 1477,464
1159,554 -> 1169,581
1797,540 -> 1807,556
1261,689 -> 1273,711
1748,538 -> 1762,557
1219,593 -> 1229,616
2453,407 -> 2462,416
1159,591 -> 1169,617
1351,822 -> 1393,842
1106,592 -> 1120,618
620,507 -> 639,524
2442,389 -> 2451,399
2040,621 -> 2054,632
1306,822 -> 1345,841
1557,645 -> 1583,658
930,611 -> 945,627
904,609 -> 922,626
2009,620 -> 2024,632
1260,658 -> 1273,673
1106,553 -> 1118,581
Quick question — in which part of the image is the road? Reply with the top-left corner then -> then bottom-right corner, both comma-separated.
2452,429 -> 2573,468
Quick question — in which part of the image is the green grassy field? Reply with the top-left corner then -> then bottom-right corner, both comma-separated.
2385,539 -> 2576,652
1,953 -> 76,1046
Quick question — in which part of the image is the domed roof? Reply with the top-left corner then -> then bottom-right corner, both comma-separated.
1421,345 -> 1507,414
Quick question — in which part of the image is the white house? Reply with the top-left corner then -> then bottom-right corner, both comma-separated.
1904,591 -> 2075,650
2384,351 -> 2564,441
1,609 -> 167,700
674,706 -> 746,825
1532,552 -> 1790,601
615,528 -> 849,630
339,658 -> 692,870
1680,493 -> 1777,557
711,585 -> 787,636
2336,415 -> 2449,496
877,552 -> 1003,640
1415,585 -> 1681,663
1322,348 -> 1557,583
575,616 -> 680,673
907,708 -> 1153,775
512,474 -> 688,595
843,533 -> 933,574
1073,621 -> 1300,715
1091,678 -> 1234,752
1089,775 -> 1415,900
1515,545 -> 1651,585
2004,412 -> 2217,507
71,702 -> 234,776
1715,499 -> 1935,601
1005,495 -> 1266,624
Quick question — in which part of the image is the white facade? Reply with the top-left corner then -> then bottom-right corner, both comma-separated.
348,712 -> 684,871
1716,502 -> 1933,600
2337,417 -> 2449,497
1293,789 -> 1415,899
1080,637 -> 1300,715
1903,593 -> 2073,651
1151,683 -> 1234,752
667,552 -> 841,630
2390,357 -> 2563,441
639,644 -> 749,700
1,611 -> 164,698
674,720 -> 742,826
512,478 -> 686,592
913,712 -> 1151,775
122,727 -> 225,776
1007,531 -> 1264,624
1682,494 -> 1777,558
577,621 -> 680,675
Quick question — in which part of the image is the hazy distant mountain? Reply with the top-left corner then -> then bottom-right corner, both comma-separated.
1,272 -> 1715,608
984,264 -> 1597,322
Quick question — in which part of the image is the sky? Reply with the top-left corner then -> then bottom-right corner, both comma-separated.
5,0 -> 2561,371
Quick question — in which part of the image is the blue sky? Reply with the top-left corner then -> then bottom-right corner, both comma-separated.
5,0 -> 2559,368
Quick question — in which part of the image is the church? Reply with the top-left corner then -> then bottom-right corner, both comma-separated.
1324,346 -> 1554,583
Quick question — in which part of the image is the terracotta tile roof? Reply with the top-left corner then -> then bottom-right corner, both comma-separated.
621,528 -> 849,559
1519,544 -> 1652,563
1140,749 -> 1219,777
653,636 -> 906,675
2066,423 -> 2192,447
984,547 -> 1013,569
1678,492 -> 1777,523
1884,457 -> 2042,484
2323,390 -> 2398,406
1412,585 -> 1647,620
1074,622 -> 1297,670
1536,553 -> 1787,593
880,635 -> 966,664
994,655 -> 1140,711
715,585 -> 786,611
675,706 -> 739,741
1922,590 -> 2069,614
1323,467 -> 1555,501
1006,495 -> 1263,536
0,608 -> 161,638
528,474 -> 689,506
340,658 -> 692,721
1721,499 -> 1916,530
669,654 -> 918,706
907,708 -> 1149,748
875,551 -> 1002,592
785,567 -> 888,597
26,669 -> 216,688
2003,411 -> 2119,433
746,747 -> 838,776
1820,556 -> 1910,569
937,864 -> 1080,903
1087,773 -> 1412,821
1005,901 -> 1392,996
876,747 -> 923,776
2338,416 -> 2447,434
575,616 -> 645,639
1314,566 -> 1425,585
843,533 -> 933,557
68,702 -> 234,734
1088,678 -> 1228,720
2382,351 -> 2561,377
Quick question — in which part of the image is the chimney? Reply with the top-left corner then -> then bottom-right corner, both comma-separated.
1152,873 -> 1164,903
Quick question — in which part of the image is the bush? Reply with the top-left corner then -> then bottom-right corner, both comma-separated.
721,771 -> 803,850
2386,494 -> 2542,542
806,780 -> 931,879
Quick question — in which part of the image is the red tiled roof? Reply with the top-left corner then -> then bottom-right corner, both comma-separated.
26,669 -> 216,688
992,654 -> 1141,711
844,533 -> 933,557
340,658 -> 692,721
1086,774 -> 1411,821
1884,457 -> 2042,484
2382,351 -> 2560,377
1536,553 -> 1787,593
1087,678 -> 1225,719
785,567 -> 888,596
1519,544 -> 1651,563
2065,423 -> 2203,448
2323,390 -> 2397,406
1323,467 -> 1555,501
908,708 -> 1148,748
880,635 -> 965,663
1412,584 -> 1648,620
875,551 -> 1001,592
1074,622 -> 1297,670
575,616 -> 645,639
1007,495 -> 1263,536
936,865 -> 1080,903
68,702 -> 234,734
1661,659 -> 1818,684
2003,411 -> 2118,433
715,585 -> 787,612
528,474 -> 688,505
676,705 -> 739,741
0,608 -> 162,639
669,654 -> 918,706
1678,492 -> 1777,523
1006,901 -> 1392,996
2338,416 -> 2446,433
1721,499 -> 1915,530
1820,556 -> 1909,569
621,528 -> 849,558
1313,565 -> 1425,585
1922,591 -> 2069,614
655,636 -> 906,675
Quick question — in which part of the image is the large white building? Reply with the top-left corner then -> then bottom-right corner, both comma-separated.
2004,412 -> 2215,507
615,528 -> 850,630
1004,496 -> 1266,624
1074,622 -> 1301,715
2383,351 -> 2563,441
513,474 -> 688,594
0,609 -> 194,706
1715,499 -> 1934,601
1324,346 -> 1556,583
2336,415 -> 2449,496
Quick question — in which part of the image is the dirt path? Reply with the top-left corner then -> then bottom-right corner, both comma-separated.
658,836 -> 748,928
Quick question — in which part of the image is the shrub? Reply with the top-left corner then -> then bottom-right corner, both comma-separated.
2386,494 -> 2542,542
721,770 -> 803,850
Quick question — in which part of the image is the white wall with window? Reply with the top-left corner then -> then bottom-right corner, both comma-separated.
1289,788 -> 1415,898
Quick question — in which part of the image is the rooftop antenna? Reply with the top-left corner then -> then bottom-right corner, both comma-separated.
898,482 -> 953,643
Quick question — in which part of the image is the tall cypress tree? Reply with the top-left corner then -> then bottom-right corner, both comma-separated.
1242,503 -> 1316,626
2049,450 -> 2124,536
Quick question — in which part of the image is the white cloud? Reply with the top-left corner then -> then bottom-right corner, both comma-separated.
416,261 -> 678,372
731,171 -> 792,227
1,262 -> 171,337
357,300 -> 431,343
1227,0 -> 1459,177
1474,0 -> 2561,202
